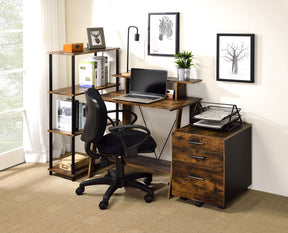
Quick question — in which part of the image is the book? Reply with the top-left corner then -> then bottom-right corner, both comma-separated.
86,56 -> 109,87
78,102 -> 87,130
79,60 -> 95,87
56,99 -> 79,132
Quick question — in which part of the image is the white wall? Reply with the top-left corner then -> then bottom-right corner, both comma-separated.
65,0 -> 288,197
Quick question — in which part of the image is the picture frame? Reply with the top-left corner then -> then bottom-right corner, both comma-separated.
148,12 -> 179,56
87,27 -> 106,49
217,33 -> 255,83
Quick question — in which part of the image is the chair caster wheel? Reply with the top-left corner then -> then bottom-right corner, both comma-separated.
144,194 -> 153,203
100,157 -> 109,167
99,200 -> 109,210
75,186 -> 85,195
144,177 -> 152,185
194,200 -> 204,207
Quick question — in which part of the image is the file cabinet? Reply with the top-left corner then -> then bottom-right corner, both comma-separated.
171,123 -> 252,208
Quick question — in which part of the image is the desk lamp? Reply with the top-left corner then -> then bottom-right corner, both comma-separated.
127,26 -> 140,72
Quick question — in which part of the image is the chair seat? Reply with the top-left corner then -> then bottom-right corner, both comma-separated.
98,130 -> 156,156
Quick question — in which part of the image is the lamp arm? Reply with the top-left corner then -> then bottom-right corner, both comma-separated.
127,26 -> 139,72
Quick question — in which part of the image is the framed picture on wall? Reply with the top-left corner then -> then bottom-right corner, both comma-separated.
217,33 -> 255,83
87,27 -> 106,49
148,12 -> 179,56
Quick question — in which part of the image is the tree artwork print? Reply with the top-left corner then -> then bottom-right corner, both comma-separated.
217,34 -> 255,83
223,42 -> 248,74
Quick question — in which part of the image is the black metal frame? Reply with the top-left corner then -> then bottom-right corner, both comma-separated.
87,27 -> 106,49
216,33 -> 255,83
148,12 -> 179,56
190,102 -> 242,132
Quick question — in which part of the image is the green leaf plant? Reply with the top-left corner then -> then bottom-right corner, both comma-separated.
174,50 -> 194,68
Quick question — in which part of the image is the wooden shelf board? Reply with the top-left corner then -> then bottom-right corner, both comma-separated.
48,47 -> 120,56
48,165 -> 88,179
48,83 -> 119,96
112,73 -> 202,84
48,129 -> 82,137
110,155 -> 171,175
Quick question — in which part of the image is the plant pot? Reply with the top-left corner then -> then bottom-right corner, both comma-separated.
177,68 -> 191,81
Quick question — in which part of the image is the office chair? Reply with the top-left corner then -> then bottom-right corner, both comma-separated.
75,88 -> 156,210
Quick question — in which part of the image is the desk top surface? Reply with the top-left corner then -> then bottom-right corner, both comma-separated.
101,91 -> 201,111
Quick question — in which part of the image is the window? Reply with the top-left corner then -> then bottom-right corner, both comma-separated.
0,0 -> 24,154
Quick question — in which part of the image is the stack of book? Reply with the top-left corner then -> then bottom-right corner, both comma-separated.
79,56 -> 109,88
56,99 -> 87,132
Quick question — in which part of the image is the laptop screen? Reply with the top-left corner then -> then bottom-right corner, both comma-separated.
129,68 -> 167,97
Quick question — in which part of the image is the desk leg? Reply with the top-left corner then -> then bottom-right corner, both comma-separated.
168,107 -> 183,198
122,104 -> 132,125
175,107 -> 183,129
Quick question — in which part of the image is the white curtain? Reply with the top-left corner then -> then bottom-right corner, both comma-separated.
23,0 -> 67,163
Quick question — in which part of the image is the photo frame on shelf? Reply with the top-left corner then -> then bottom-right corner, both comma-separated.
217,33 -> 255,83
87,27 -> 106,49
148,12 -> 179,56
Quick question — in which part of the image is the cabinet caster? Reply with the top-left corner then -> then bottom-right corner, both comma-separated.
75,186 -> 85,195
99,200 -> 109,210
194,200 -> 204,207
144,194 -> 153,203
144,177 -> 152,185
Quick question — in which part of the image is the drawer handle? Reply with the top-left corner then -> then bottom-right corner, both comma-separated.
188,155 -> 205,160
188,175 -> 204,181
188,141 -> 205,146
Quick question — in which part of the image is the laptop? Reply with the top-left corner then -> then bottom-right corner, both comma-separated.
113,68 -> 168,104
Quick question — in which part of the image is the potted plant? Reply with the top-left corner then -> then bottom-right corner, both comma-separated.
174,50 -> 194,81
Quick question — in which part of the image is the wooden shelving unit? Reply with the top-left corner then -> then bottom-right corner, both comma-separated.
48,47 -> 120,180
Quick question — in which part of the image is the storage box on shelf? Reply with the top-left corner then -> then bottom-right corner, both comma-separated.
48,47 -> 120,180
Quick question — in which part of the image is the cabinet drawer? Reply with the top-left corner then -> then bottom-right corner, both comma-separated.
172,161 -> 224,207
172,146 -> 223,167
172,132 -> 224,153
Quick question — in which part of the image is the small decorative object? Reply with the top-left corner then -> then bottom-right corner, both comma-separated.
166,89 -> 175,99
63,43 -> 83,53
148,12 -> 179,56
87,27 -> 106,49
217,33 -> 255,83
174,50 -> 194,81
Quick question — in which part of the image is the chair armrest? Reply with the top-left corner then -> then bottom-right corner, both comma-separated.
108,124 -> 151,157
107,109 -> 138,125
107,116 -> 115,126
84,142 -> 100,159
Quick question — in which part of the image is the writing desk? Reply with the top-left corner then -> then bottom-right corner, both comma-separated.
101,78 -> 201,174
102,90 -> 201,129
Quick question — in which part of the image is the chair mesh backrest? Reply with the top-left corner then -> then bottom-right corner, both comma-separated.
80,88 -> 107,145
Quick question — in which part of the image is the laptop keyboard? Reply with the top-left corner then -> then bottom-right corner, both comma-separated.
126,94 -> 158,100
